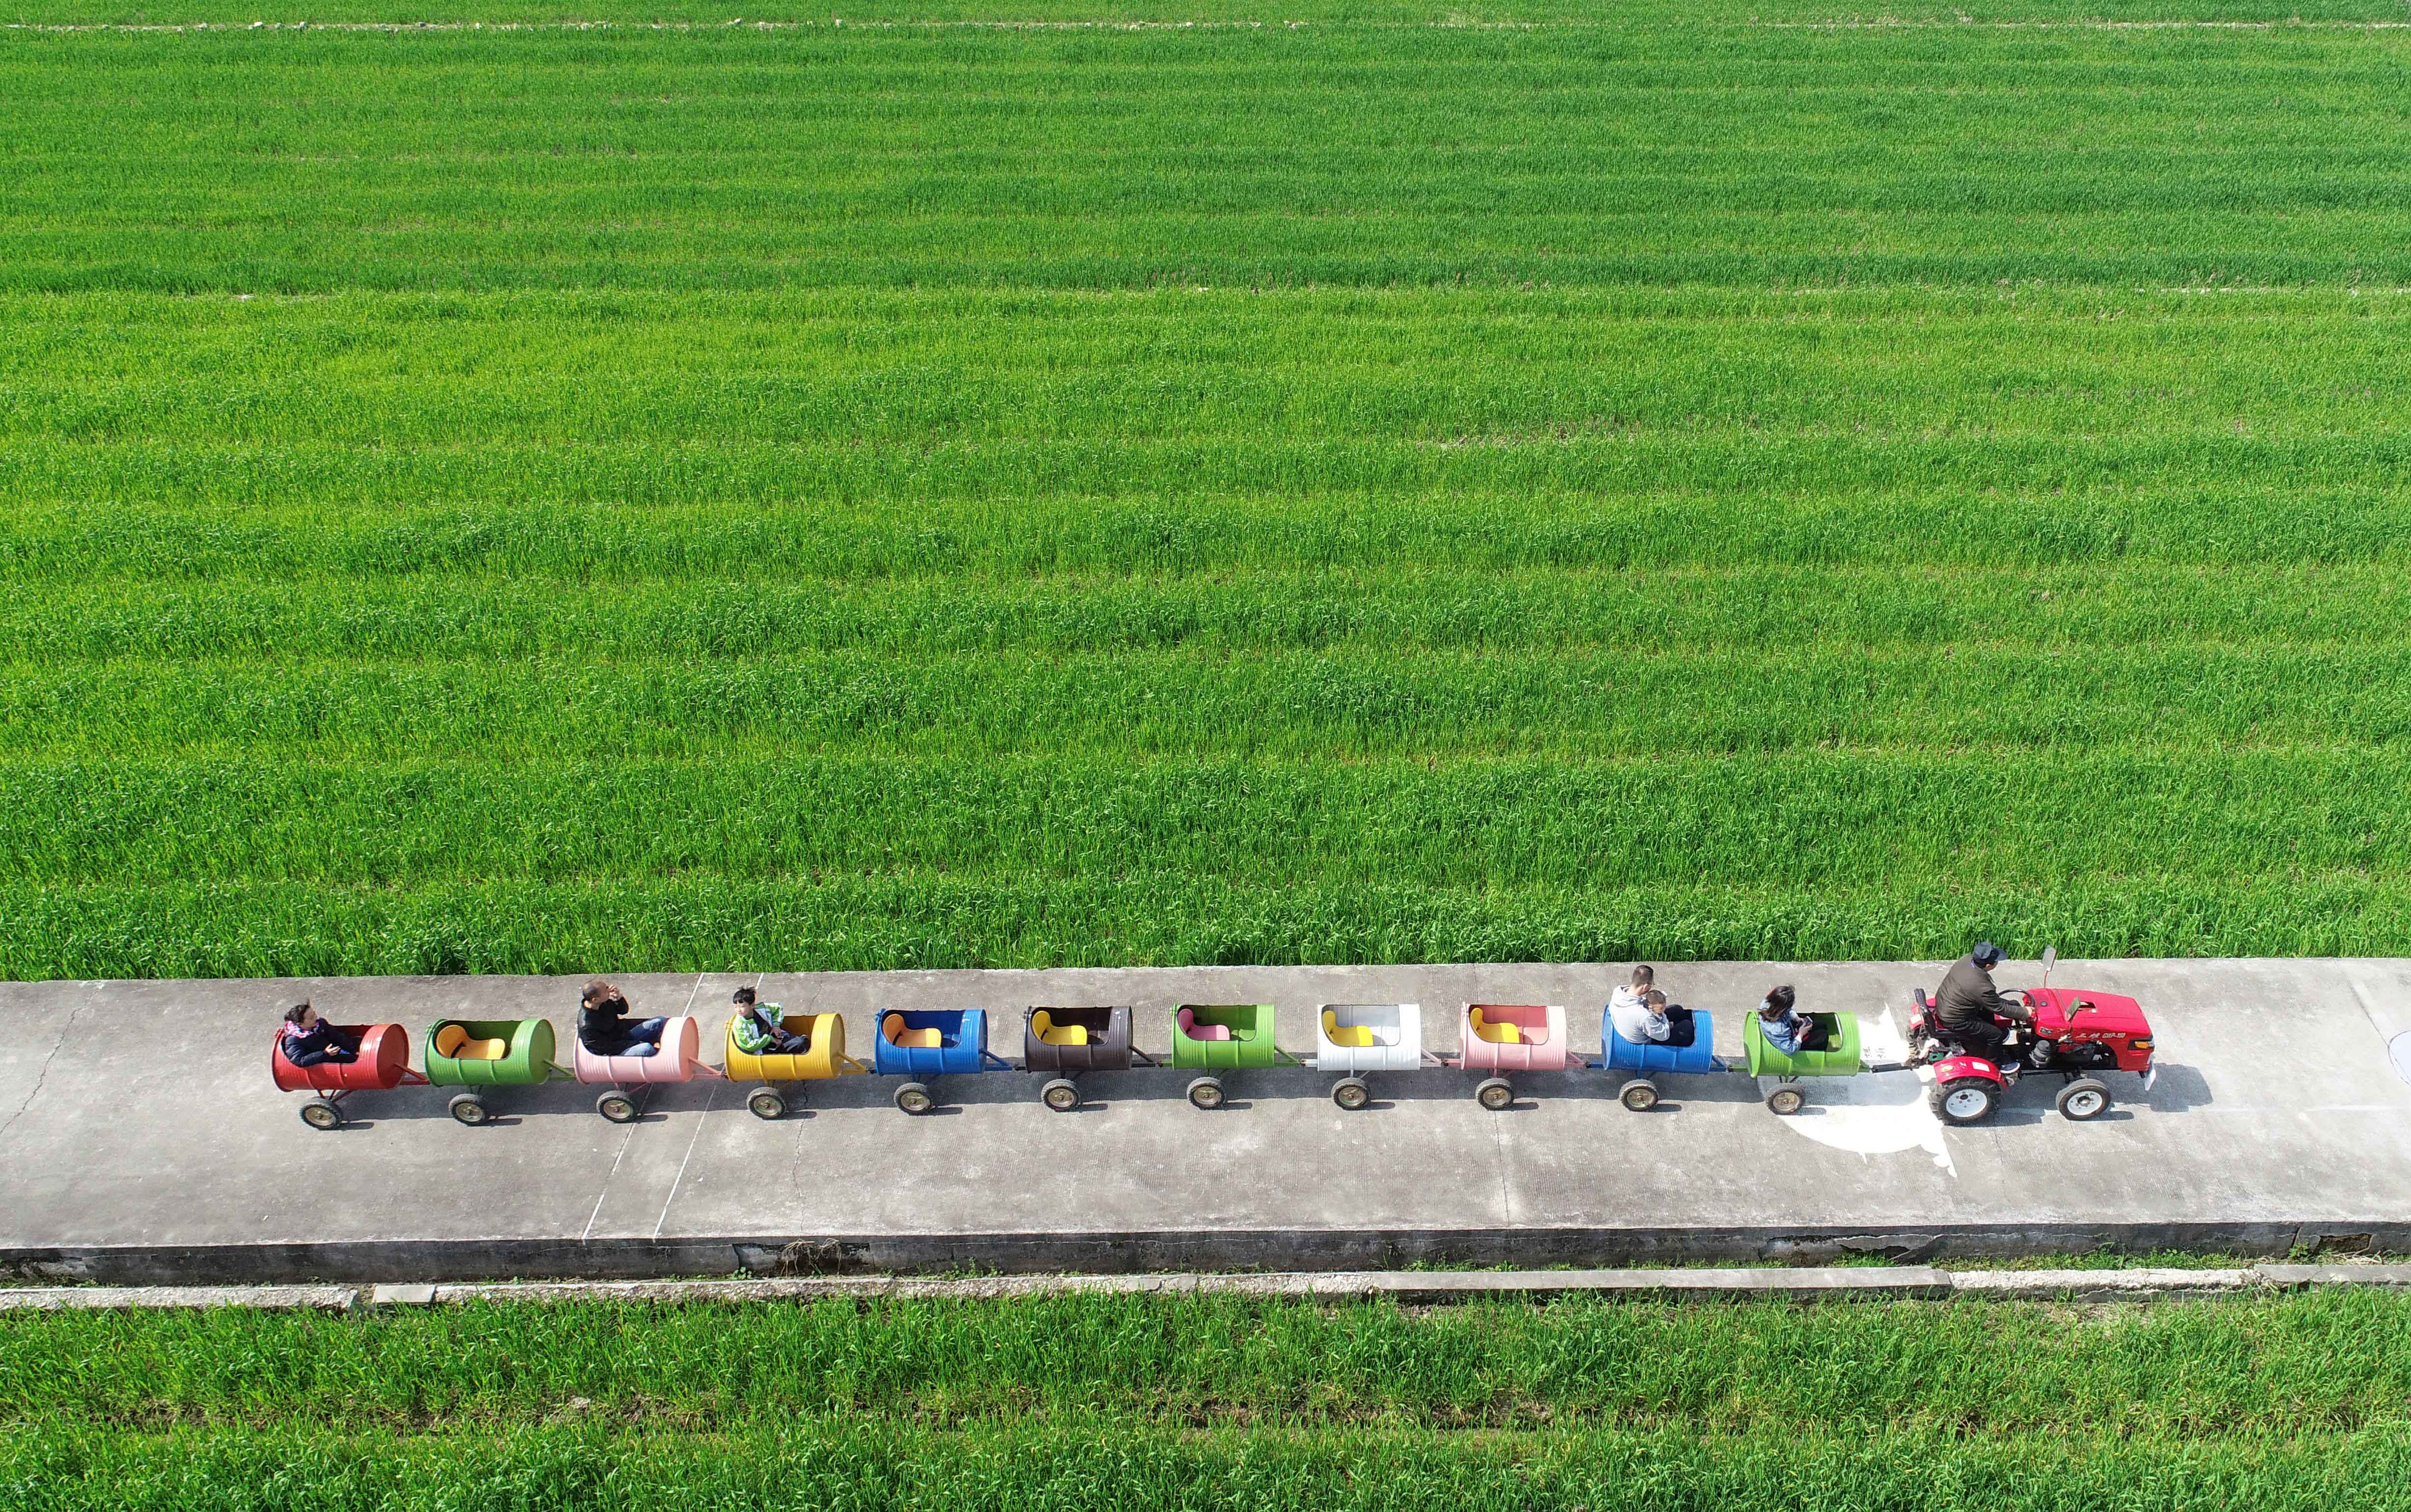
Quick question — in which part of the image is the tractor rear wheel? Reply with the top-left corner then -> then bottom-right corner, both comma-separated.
894,1081 -> 935,1115
1331,1077 -> 1371,1111
747,1089 -> 788,1121
1620,1078 -> 1660,1113
1475,1077 -> 1515,1112
1185,1076 -> 1225,1111
1041,1077 -> 1082,1113
1932,1076 -> 2000,1125
1765,1085 -> 1806,1116
2056,1077 -> 2111,1121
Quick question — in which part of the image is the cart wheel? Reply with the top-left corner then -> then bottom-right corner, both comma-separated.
447,1092 -> 490,1127
1931,1076 -> 1999,1126
1620,1078 -> 1660,1113
1185,1076 -> 1225,1111
747,1089 -> 787,1121
2056,1077 -> 2111,1121
1766,1085 -> 1806,1116
1475,1077 -> 1515,1112
299,1098 -> 344,1131
1041,1078 -> 1082,1113
596,1090 -> 640,1124
894,1081 -> 935,1115
1332,1077 -> 1371,1111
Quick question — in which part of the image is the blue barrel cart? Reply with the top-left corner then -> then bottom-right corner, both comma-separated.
1599,1010 -> 1721,1112
874,1008 -> 1012,1114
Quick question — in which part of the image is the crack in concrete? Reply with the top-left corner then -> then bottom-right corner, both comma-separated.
0,996 -> 87,1152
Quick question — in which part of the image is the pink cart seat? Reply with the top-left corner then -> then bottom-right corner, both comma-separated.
1177,1007 -> 1232,1042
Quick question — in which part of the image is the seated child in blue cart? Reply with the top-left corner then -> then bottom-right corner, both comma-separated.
729,985 -> 810,1056
1608,965 -> 1698,1049
279,1002 -> 360,1066
1757,984 -> 1830,1055
579,979 -> 668,1059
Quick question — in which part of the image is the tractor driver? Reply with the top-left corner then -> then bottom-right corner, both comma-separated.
1933,942 -> 2033,1072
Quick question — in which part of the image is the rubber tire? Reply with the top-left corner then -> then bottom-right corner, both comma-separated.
1041,1077 -> 1082,1113
1332,1077 -> 1371,1111
2056,1077 -> 2112,1121
1766,1085 -> 1806,1116
596,1090 -> 639,1124
1185,1076 -> 1225,1111
1932,1076 -> 2000,1126
894,1081 -> 935,1115
1475,1077 -> 1515,1112
300,1098 -> 343,1131
747,1089 -> 787,1121
447,1092 -> 490,1127
1620,1078 -> 1660,1113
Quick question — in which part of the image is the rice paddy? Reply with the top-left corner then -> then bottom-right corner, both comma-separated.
7,1291 -> 2411,1509
3,7 -> 2407,977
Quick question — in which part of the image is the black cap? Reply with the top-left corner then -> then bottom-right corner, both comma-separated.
1971,942 -> 2005,967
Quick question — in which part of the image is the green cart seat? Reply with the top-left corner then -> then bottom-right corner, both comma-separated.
425,1017 -> 558,1088
1170,1004 -> 1283,1070
1742,1011 -> 1861,1077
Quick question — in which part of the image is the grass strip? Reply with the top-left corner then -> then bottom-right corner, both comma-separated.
7,1292 -> 2411,1431
8,1423 -> 2411,1512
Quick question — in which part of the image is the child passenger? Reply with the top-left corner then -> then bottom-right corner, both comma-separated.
279,1003 -> 360,1066
1757,984 -> 1830,1055
1607,966 -> 1698,1049
728,986 -> 809,1056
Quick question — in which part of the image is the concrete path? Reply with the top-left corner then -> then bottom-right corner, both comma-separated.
4,959 -> 2410,1283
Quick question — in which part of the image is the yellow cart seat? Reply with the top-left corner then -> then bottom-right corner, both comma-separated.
1469,1008 -> 1522,1045
1321,1010 -> 1376,1048
882,1014 -> 944,1049
1033,1010 -> 1089,1047
433,1023 -> 509,1061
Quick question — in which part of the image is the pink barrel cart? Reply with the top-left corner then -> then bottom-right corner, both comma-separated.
1447,1003 -> 1571,1110
572,1014 -> 722,1123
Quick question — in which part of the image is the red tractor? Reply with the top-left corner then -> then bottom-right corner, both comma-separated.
1906,948 -> 2157,1126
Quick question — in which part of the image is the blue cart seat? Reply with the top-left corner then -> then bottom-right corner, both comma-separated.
873,1008 -> 997,1076
1602,1010 -> 1718,1075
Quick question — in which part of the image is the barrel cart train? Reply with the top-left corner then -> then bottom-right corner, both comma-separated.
274,958 -> 2158,1131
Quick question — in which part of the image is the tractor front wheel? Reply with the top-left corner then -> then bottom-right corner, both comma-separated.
1933,1076 -> 2000,1125
2056,1077 -> 2111,1121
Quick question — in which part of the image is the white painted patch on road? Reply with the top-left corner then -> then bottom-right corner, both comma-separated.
1770,1009 -> 1955,1176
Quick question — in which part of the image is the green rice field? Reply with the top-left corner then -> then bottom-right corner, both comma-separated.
8,1290 -> 2411,1509
4,3 -> 2410,977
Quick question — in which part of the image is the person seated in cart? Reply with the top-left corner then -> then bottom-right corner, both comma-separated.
579,979 -> 668,1059
1609,966 -> 1698,1049
1933,942 -> 2032,1071
279,1002 -> 360,1066
728,985 -> 809,1057
1756,984 -> 1829,1055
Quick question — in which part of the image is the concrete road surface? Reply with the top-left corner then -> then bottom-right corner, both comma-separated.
4,958 -> 2409,1282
